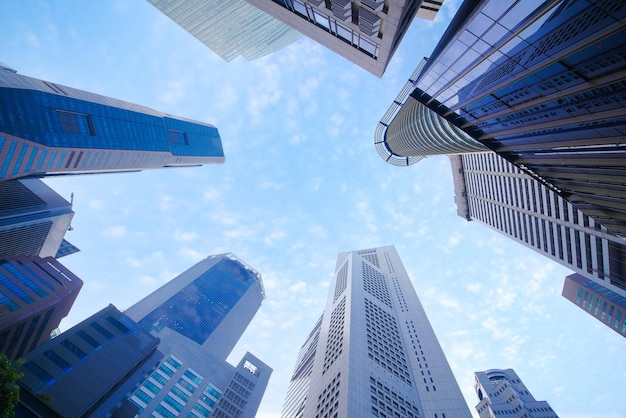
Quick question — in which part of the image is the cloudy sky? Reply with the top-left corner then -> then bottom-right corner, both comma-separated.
2,1 -> 625,417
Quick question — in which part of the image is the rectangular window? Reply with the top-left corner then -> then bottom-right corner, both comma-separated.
60,339 -> 88,360
615,309 -> 622,329
168,130 -> 188,145
57,110 -> 95,136
90,322 -> 115,340
106,316 -> 131,334
43,350 -> 73,372
184,369 -> 203,385
77,330 -> 102,350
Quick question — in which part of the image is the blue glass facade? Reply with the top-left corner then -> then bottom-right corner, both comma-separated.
137,258 -> 257,345
384,0 -> 626,236
0,66 -> 224,180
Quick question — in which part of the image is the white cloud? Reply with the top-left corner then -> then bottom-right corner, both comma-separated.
173,229 -> 199,242
102,225 -> 127,238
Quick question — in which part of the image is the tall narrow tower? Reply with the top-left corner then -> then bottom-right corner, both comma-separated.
123,253 -> 272,418
282,246 -> 470,418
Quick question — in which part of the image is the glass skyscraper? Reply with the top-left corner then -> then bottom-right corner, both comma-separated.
122,253 -> 272,418
377,0 -> 626,235
0,62 -> 224,181
147,0 -> 444,77
282,246 -> 470,418
147,0 -> 302,62
17,253 -> 272,417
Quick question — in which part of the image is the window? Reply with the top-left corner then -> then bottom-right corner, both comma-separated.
60,339 -> 88,360
168,130 -> 189,145
77,330 -> 102,350
90,322 -> 115,340
57,110 -> 95,136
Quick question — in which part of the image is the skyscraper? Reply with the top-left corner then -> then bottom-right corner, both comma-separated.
377,0 -> 626,234
148,0 -> 444,77
561,273 -> 626,338
0,178 -> 76,258
474,369 -> 557,418
450,152 -> 626,298
0,256 -> 83,361
0,63 -> 224,181
146,0 -> 302,62
122,253 -> 272,417
17,253 -> 272,417
281,246 -> 471,418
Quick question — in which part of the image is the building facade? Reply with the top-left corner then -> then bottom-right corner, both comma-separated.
0,178 -> 76,258
17,254 -> 272,417
474,369 -> 557,418
281,246 -> 470,418
0,63 -> 224,181
0,255 -> 83,361
148,0 -> 444,77
378,0 -> 626,235
450,152 -> 626,298
17,304 -> 160,417
146,0 -> 302,62
121,253 -> 271,418
562,273 -> 626,338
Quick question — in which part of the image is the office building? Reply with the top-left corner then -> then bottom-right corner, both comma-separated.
377,0 -> 626,234
450,152 -> 626,298
17,304 -> 160,417
474,369 -> 557,418
0,63 -> 224,182
0,255 -> 83,361
17,253 -> 271,417
0,178 -> 76,258
148,0 -> 444,77
146,0 -> 302,61
281,246 -> 471,418
562,273 -> 626,338
121,253 -> 272,417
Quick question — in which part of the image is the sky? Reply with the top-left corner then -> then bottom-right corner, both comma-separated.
2,1 -> 625,417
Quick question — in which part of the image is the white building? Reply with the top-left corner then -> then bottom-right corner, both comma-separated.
474,369 -> 557,418
282,245 -> 470,418
450,152 -> 626,300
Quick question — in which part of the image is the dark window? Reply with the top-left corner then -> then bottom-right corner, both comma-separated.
168,130 -> 189,145
57,110 -> 95,136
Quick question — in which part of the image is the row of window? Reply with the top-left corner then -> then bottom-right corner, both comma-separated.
575,287 -> 626,333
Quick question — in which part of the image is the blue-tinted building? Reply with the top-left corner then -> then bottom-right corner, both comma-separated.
121,253 -> 272,417
0,255 -> 83,362
562,273 -> 626,339
17,304 -> 160,417
17,254 -> 271,417
0,62 -> 224,181
378,0 -> 626,236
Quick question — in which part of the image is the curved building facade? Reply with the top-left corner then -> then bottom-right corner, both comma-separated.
379,0 -> 626,236
384,95 -> 487,157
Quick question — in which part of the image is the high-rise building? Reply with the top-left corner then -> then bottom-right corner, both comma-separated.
0,178 -> 76,258
146,0 -> 302,62
17,253 -> 271,417
376,0 -> 626,234
0,63 -> 224,182
474,369 -> 557,418
281,246 -> 471,418
450,152 -> 626,298
562,273 -> 626,338
121,253 -> 272,418
148,0 -> 444,77
0,255 -> 83,361
17,304 -> 160,417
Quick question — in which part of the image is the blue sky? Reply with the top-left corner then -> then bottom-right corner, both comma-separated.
2,1 -> 625,417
